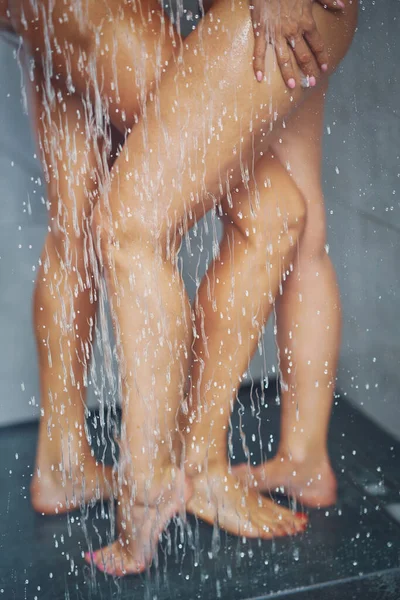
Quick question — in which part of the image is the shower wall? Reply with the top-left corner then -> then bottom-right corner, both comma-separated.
0,2 -> 399,440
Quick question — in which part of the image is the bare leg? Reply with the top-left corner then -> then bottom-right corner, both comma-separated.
1,8 -> 111,513
86,0 -> 357,574
10,0 -> 177,134
183,151 -> 308,536
29,83 -> 116,514
233,85 -> 338,507
13,0 -> 176,513
10,0 -> 357,571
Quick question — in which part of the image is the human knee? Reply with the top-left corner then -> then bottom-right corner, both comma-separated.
45,192 -> 93,260
228,180 -> 306,260
274,182 -> 307,248
92,200 -> 177,272
262,187 -> 306,265
91,204 -> 116,270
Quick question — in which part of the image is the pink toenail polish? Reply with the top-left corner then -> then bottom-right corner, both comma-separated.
256,70 -> 263,82
309,76 -> 316,87
321,63 -> 328,72
288,78 -> 296,89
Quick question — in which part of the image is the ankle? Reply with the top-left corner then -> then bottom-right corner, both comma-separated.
35,441 -> 96,479
115,460 -> 185,506
276,444 -> 330,468
184,445 -> 227,478
184,449 -> 230,480
37,418 -> 91,461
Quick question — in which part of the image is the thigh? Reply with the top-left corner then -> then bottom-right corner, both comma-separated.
220,150 -> 305,247
103,0 -> 357,246
270,83 -> 329,249
30,76 -> 101,230
10,0 -> 176,132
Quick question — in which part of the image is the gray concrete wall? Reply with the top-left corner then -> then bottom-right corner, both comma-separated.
0,34 -> 44,425
324,6 -> 400,440
0,2 -> 399,439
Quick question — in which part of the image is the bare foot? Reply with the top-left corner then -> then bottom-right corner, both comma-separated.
186,461 -> 307,538
31,457 -> 115,515
231,453 -> 337,509
84,466 -> 192,576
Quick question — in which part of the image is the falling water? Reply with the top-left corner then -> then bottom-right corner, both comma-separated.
1,0 -> 320,594
1,0 -> 399,599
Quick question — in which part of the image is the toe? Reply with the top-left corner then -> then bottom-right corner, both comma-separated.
87,544 -> 149,577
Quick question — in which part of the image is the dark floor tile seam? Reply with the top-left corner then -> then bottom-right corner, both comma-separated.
329,446 -> 400,507
331,418 -> 400,492
330,431 -> 399,488
242,566 -> 400,600
331,398 -> 400,463
333,392 -> 400,440
341,473 -> 400,526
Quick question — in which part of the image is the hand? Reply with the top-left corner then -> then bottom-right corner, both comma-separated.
250,0 -> 345,87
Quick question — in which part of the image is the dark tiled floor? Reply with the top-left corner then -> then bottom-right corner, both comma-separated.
0,384 -> 399,600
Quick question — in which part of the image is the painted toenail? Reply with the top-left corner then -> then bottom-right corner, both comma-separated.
296,512 -> 307,519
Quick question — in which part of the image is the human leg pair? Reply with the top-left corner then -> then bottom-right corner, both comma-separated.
87,150 -> 309,576
183,150 -> 308,535
82,0 -> 357,573
11,0 -> 357,573
231,84 -> 339,508
24,0 -> 177,513
29,84 -> 115,514
23,0 -> 319,522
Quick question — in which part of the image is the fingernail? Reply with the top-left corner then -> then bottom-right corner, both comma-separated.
336,0 -> 345,8
321,63 -> 328,72
256,70 -> 263,82
309,76 -> 317,87
288,78 -> 296,89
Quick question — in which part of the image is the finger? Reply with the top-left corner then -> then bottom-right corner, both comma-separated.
291,35 -> 319,85
316,0 -> 345,10
274,35 -> 297,89
304,26 -> 329,72
251,1 -> 268,81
